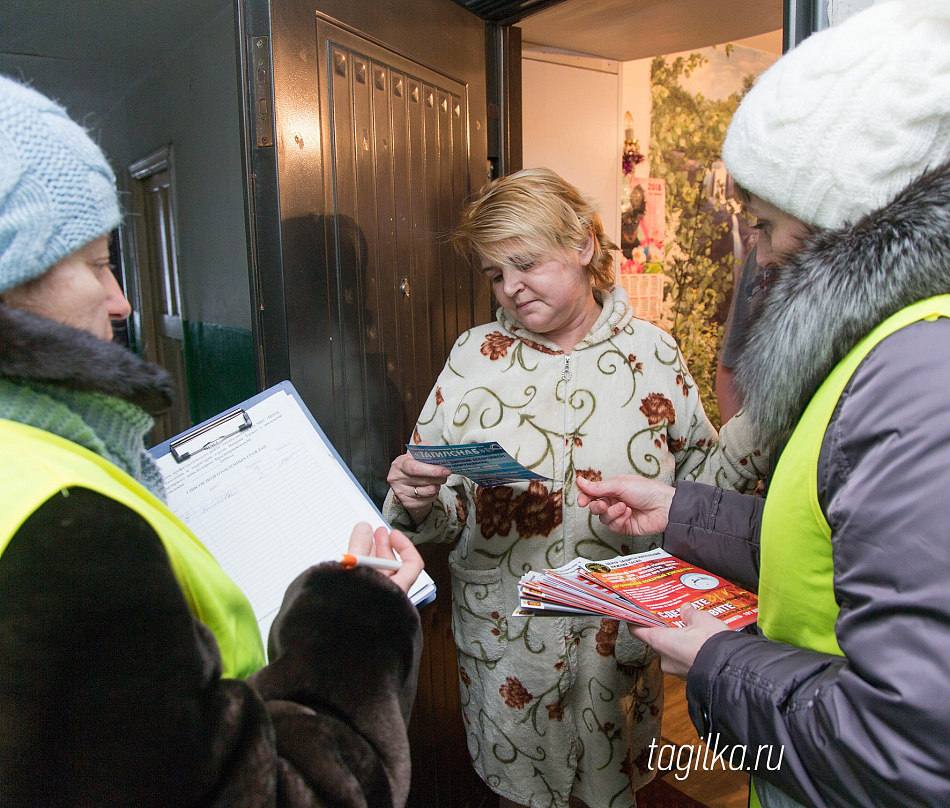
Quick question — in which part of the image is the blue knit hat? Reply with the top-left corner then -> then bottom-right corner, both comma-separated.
0,75 -> 121,294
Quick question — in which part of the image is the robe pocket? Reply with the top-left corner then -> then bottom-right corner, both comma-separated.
614,622 -> 658,667
448,556 -> 508,663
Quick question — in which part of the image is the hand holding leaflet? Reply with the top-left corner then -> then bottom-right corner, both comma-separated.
631,604 -> 732,679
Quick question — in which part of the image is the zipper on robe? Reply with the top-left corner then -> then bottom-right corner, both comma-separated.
560,353 -> 573,561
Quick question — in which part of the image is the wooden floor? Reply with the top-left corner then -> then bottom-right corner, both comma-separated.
644,675 -> 750,808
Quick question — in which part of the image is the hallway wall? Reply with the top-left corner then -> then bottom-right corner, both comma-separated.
3,0 -> 256,423
101,2 -> 256,421
522,47 -> 653,249
102,2 -> 251,332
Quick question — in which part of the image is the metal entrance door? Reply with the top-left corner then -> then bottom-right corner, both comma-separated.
236,0 -> 492,804
314,18 -> 477,504
237,0 -> 491,499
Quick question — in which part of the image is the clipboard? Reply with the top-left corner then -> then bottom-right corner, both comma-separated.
167,408 -> 253,462
151,381 -> 436,645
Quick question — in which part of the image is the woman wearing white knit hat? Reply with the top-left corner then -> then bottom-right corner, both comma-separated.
576,1 -> 950,806
0,75 -> 425,807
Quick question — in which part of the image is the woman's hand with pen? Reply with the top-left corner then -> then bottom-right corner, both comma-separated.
345,522 -> 424,595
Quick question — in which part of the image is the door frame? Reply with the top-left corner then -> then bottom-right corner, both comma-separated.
784,0 -> 828,50
126,144 -> 193,440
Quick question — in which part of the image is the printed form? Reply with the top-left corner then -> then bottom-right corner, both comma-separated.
156,389 -> 435,644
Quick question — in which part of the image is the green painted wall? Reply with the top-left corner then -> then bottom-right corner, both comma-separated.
183,321 -> 258,423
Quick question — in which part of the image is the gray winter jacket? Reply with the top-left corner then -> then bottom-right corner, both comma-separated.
664,161 -> 950,808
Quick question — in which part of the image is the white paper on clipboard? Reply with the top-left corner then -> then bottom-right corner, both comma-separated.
151,383 -> 436,645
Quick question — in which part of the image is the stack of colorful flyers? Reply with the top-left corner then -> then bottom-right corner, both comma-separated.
515,548 -> 758,629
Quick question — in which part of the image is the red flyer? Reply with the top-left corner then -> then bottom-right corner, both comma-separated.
515,549 -> 757,629
581,548 -> 758,629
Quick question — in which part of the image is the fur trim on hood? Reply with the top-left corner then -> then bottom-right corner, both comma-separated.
736,160 -> 950,455
0,304 -> 174,416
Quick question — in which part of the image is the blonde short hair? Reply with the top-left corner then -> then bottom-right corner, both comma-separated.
453,168 -> 618,290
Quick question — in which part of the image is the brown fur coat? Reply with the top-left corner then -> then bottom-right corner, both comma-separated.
0,487 -> 421,807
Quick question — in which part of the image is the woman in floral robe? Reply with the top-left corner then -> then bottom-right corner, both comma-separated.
384,168 -> 762,808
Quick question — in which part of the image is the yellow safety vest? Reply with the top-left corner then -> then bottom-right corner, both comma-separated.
752,295 -> 950,807
0,418 -> 265,679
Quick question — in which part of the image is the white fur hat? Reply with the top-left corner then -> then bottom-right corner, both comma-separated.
723,0 -> 950,230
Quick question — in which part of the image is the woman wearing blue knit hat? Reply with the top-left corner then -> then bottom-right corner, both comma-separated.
577,1 -> 950,806
0,75 -> 424,807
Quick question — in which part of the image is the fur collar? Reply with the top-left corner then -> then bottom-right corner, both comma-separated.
737,160 -> 950,455
0,305 -> 174,416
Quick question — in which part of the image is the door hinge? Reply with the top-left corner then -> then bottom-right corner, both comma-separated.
251,36 -> 275,148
